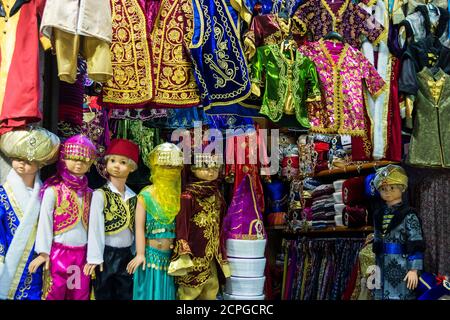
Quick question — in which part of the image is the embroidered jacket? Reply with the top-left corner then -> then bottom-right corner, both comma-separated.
170,180 -> 230,287
251,44 -> 321,127
299,40 -> 385,136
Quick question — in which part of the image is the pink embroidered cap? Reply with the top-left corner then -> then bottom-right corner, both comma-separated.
62,134 -> 98,162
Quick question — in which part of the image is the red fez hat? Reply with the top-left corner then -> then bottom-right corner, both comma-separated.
105,139 -> 139,164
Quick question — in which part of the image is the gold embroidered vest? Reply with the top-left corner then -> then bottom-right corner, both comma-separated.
101,185 -> 137,235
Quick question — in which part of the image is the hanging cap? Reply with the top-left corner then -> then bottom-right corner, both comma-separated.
105,139 -> 139,164
0,126 -> 60,166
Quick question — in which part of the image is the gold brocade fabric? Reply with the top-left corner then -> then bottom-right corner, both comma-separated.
101,186 -> 136,235
150,0 -> 201,107
351,243 -> 375,300
101,0 -> 154,106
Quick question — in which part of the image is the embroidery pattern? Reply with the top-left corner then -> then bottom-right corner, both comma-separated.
102,0 -> 153,105
102,187 -> 136,235
151,0 -> 201,106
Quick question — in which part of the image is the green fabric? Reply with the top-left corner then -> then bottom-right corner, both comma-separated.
133,246 -> 175,300
406,68 -> 450,168
251,44 -> 321,127
139,190 -> 176,239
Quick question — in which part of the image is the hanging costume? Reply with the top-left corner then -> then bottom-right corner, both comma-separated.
40,0 -> 113,83
251,44 -> 321,127
243,13 -> 306,60
87,139 -> 139,300
190,0 -> 252,108
0,0 -> 46,134
169,179 -> 231,300
133,143 -> 183,300
0,128 -> 60,300
35,134 -> 97,300
225,123 -> 270,213
100,0 -> 156,108
149,0 -> 201,108
294,0 -> 385,48
405,68 -> 450,168
372,165 -> 425,300
299,40 -> 386,136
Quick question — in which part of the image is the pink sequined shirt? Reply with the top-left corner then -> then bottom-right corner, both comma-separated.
299,40 -> 385,136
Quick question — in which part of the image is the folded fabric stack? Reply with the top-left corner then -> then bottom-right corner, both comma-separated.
342,176 -> 369,228
333,179 -> 346,226
310,184 -> 336,229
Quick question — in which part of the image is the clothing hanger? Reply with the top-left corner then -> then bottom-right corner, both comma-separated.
324,31 -> 345,43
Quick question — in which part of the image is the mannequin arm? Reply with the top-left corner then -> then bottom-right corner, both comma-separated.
126,199 -> 146,274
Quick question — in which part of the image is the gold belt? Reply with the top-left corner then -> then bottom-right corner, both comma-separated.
146,238 -> 174,250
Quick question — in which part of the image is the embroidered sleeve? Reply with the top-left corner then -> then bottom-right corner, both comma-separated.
305,57 -> 322,102
360,52 -> 386,98
404,213 -> 425,271
250,46 -> 266,97
293,0 -> 312,29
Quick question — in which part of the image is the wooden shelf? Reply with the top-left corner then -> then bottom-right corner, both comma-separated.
314,161 -> 399,177
266,225 -> 287,231
285,226 -> 374,235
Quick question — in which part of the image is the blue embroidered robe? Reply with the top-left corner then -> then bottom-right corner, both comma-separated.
0,184 -> 42,300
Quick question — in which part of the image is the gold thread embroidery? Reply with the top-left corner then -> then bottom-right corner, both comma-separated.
101,187 -> 136,235
54,185 -> 90,236
102,0 -> 153,105
14,271 -> 32,300
151,0 -> 201,106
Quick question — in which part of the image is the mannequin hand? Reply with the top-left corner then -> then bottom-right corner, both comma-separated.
83,263 -> 103,276
404,270 -> 418,290
29,253 -> 50,273
126,254 -> 146,274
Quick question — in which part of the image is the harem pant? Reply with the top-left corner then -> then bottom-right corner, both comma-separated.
43,242 -> 90,300
53,29 -> 112,84
177,262 -> 219,300
93,245 -> 133,300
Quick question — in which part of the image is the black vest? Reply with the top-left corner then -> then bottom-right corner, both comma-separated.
101,185 -> 137,235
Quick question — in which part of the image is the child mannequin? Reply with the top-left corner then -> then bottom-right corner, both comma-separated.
169,153 -> 230,300
29,134 -> 97,300
372,165 -> 425,300
84,139 -> 139,300
127,142 -> 183,300
0,127 -> 60,300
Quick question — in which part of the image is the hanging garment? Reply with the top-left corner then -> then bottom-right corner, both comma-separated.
399,35 -> 450,96
0,170 -> 43,300
100,0 -> 155,108
399,4 -> 449,45
225,124 -> 270,213
373,202 -> 425,300
190,0 -> 252,108
41,0 -> 113,83
294,0 -> 384,48
0,0 -> 45,134
299,40 -> 385,137
169,180 -> 230,300
360,0 -> 392,160
406,68 -> 450,168
149,0 -> 201,108
243,14 -> 306,59
251,44 -> 321,127
407,0 -> 448,14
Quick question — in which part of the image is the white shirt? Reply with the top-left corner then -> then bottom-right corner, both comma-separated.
35,187 -> 88,255
87,182 -> 136,264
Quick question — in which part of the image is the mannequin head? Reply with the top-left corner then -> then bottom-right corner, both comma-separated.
64,158 -> 92,177
105,155 -> 136,179
378,184 -> 405,207
11,158 -> 39,179
192,167 -> 220,181
374,165 -> 408,207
